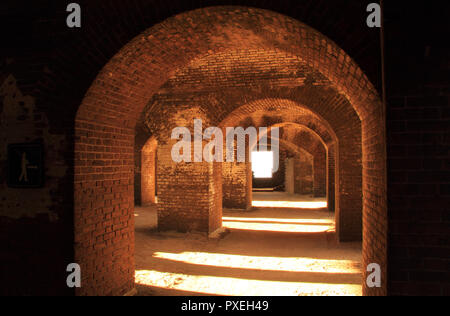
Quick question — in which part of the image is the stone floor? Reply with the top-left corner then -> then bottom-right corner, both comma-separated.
134,192 -> 362,296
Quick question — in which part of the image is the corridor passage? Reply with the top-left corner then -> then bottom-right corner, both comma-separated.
135,193 -> 362,296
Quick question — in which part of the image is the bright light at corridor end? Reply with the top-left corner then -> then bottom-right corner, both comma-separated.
252,151 -> 274,178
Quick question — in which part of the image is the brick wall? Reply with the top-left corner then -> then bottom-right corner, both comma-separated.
384,1 -> 450,295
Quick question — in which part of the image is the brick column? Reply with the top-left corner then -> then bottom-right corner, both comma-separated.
335,139 -> 363,242
222,140 -> 252,210
222,162 -> 252,210
294,154 -> 314,195
327,144 -> 336,212
157,143 -> 222,234
285,158 -> 295,194
313,148 -> 327,197
141,146 -> 156,205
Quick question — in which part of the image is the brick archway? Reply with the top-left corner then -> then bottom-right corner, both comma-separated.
74,6 -> 386,296
222,100 -> 359,242
252,123 -> 333,208
218,105 -> 336,213
267,137 -> 323,197
273,125 -> 328,198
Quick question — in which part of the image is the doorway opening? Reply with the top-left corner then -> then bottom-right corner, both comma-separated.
252,151 -> 274,179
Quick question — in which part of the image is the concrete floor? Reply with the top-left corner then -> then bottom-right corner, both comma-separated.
134,192 -> 362,296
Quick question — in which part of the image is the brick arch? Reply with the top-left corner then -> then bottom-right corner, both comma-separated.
222,99 -> 358,241
275,138 -> 314,157
254,123 -> 331,204
75,6 -> 386,296
251,137 -> 315,195
220,104 -> 336,212
279,126 -> 328,198
249,122 -> 330,150
218,99 -> 338,148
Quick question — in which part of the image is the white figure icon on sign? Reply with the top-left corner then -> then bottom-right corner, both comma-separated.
19,152 -> 29,182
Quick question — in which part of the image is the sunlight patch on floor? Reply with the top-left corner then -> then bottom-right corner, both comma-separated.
222,217 -> 333,224
252,200 -> 328,209
153,252 -> 361,274
135,197 -> 361,296
223,217 -> 334,233
135,269 -> 362,296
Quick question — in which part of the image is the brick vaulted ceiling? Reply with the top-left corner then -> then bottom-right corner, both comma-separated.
141,48 -> 360,145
